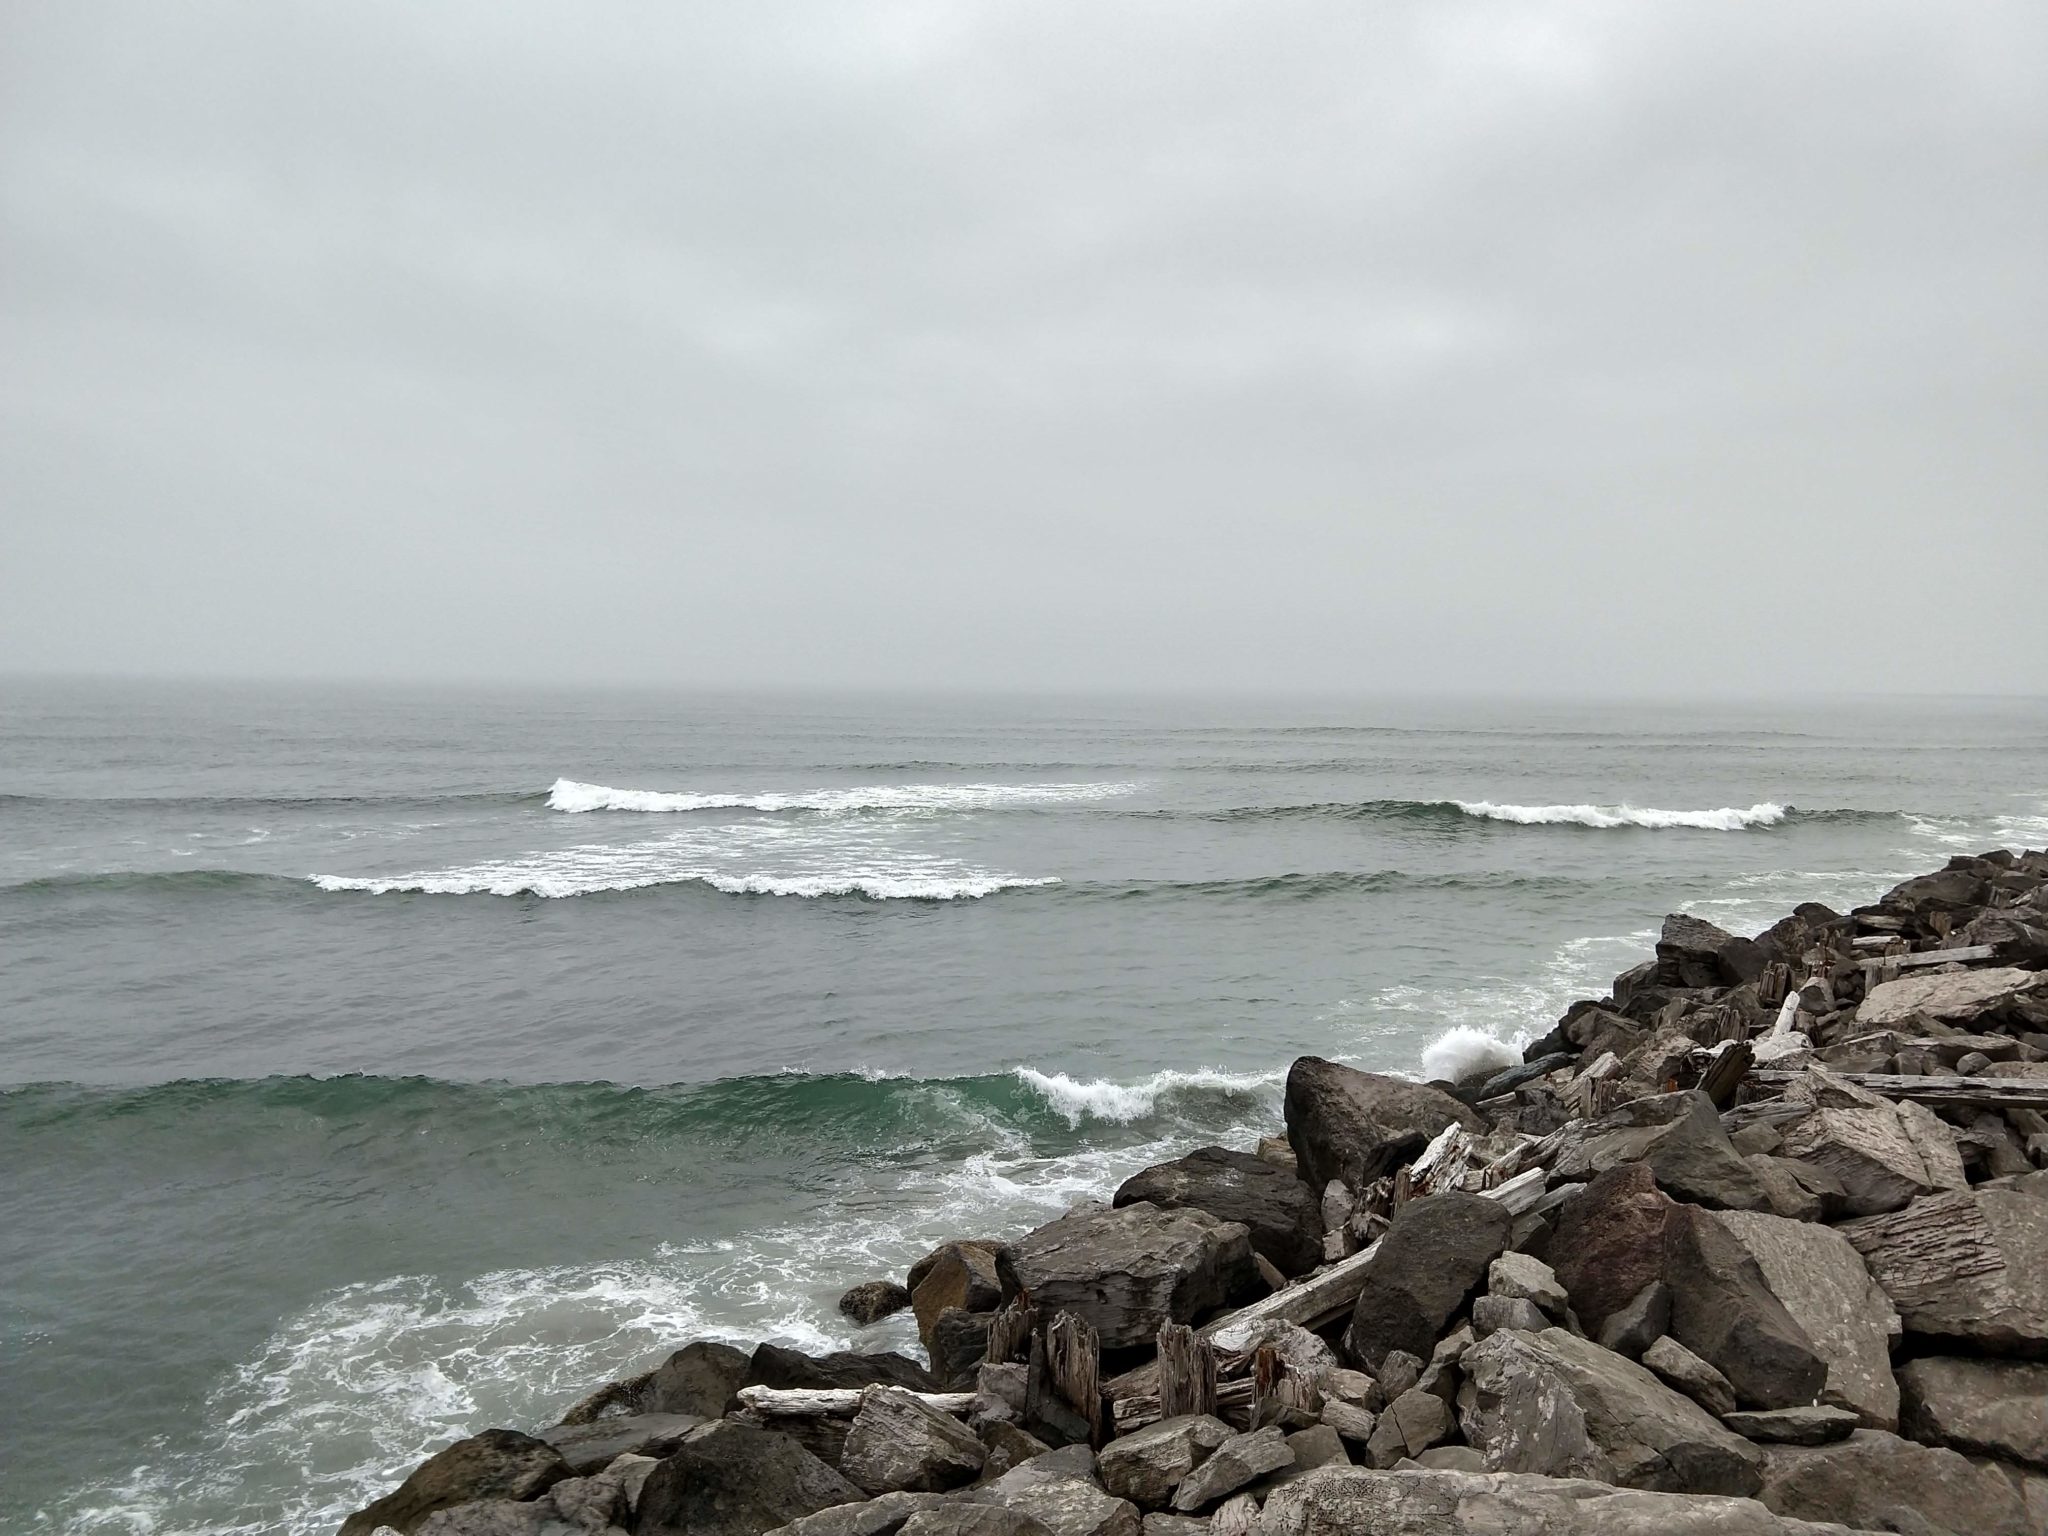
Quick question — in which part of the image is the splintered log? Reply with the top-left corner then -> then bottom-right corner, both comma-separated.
1249,1345 -> 1319,1429
1747,1069 -> 2048,1112
1696,1041 -> 1753,1110
735,1385 -> 977,1418
984,1297 -> 1036,1366
1156,1322 -> 1217,1419
1044,1311 -> 1102,1445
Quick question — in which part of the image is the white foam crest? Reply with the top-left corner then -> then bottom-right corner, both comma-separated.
1454,800 -> 1787,830
1419,1025 -> 1520,1084
547,778 -> 1139,814
312,867 -> 1056,901
1010,1065 -> 1283,1128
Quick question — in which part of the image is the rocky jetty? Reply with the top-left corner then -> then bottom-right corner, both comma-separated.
340,849 -> 2048,1536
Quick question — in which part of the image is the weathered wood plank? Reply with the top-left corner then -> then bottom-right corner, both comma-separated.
1156,1322 -> 1217,1419
736,1385 -> 977,1417
1856,944 -> 1996,974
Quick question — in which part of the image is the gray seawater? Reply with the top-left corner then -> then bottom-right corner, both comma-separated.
2,679 -> 2043,1533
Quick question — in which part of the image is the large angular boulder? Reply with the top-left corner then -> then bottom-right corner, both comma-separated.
911,1244 -> 1009,1353
902,1509 -> 1055,1536
557,1339 -> 751,1424
1344,1192 -> 1512,1374
763,1491 -> 949,1536
1777,1097 -> 1943,1218
636,1422 -> 863,1536
1712,1210 -> 1899,1429
1839,1188 -> 2048,1354
970,1453 -> 1138,1536
1282,1057 -> 1482,1189
1257,1466 -> 1858,1536
1858,966 -> 2045,1027
1113,1147 -> 1322,1277
411,1502 -> 577,1536
538,1411 -> 702,1473
340,1429 -> 573,1536
1457,1327 -> 1763,1497
1550,1092 -> 1769,1212
1095,1414 -> 1232,1509
1660,1207 -> 1827,1412
1757,1429 -> 2033,1536
746,1345 -> 937,1395
1169,1426 -> 1292,1511
1897,1356 -> 2048,1471
1549,1164 -> 1676,1336
1011,1203 -> 1254,1349
1657,913 -> 1766,988
841,1389 -> 987,1494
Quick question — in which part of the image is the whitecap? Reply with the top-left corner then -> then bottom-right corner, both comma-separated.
546,778 -> 1139,814
1454,800 -> 1787,830
1010,1065 -> 1283,1127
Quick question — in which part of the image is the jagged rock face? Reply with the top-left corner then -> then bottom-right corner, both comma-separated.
339,1429 -> 573,1536
1757,1429 -> 2034,1536
1282,1057 -> 1482,1189
1010,1202 -> 1255,1350
1711,1210 -> 1899,1429
1549,1164 -> 1675,1336
1897,1356 -> 2048,1471
1551,1091 -> 1769,1212
1258,1465 -> 1860,1536
1641,1336 -> 1736,1419
901,1508 -> 1056,1536
1344,1192 -> 1512,1374
1457,1327 -> 1763,1497
1839,1188 -> 2048,1355
1659,1207 -> 1827,1412
1112,1146 -> 1323,1278
556,1339 -> 751,1424
635,1422 -> 862,1536
840,1388 -> 988,1495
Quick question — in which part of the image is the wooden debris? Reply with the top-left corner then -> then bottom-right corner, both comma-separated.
735,1385 -> 978,1418
1748,1069 -> 2048,1112
984,1296 -> 1036,1366
1043,1311 -> 1103,1445
1156,1322 -> 1217,1419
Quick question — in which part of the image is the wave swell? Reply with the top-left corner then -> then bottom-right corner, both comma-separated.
1194,798 -> 1890,830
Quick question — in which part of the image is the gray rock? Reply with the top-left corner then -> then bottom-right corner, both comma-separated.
1597,1282 -> 1672,1359
411,1502 -> 585,1536
1660,1207 -> 1827,1411
1365,1388 -> 1453,1469
1642,1336 -> 1738,1419
558,1339 -> 750,1424
1758,1429 -> 2033,1536
1411,1446 -> 1486,1473
1552,1091 -> 1770,1212
1344,1192 -> 1511,1373
546,1469 -> 626,1529
1458,1327 -> 1762,1496
1171,1427 -> 1292,1511
1746,1157 -> 1826,1222
1471,1295 -> 1548,1337
1711,1210 -> 1899,1430
1487,1252 -> 1568,1316
1113,1147 -> 1323,1278
842,1282 -> 916,1327
1779,1104 -> 1940,1218
1138,1517 -> 1209,1536
746,1344 -> 937,1395
1551,1165 -> 1676,1336
912,1245 -> 1009,1354
341,1429 -> 574,1536
1316,1401 -> 1377,1446
1257,1466 -> 1877,1536
980,1424 -> 1053,1479
1840,1188 -> 2048,1354
1897,1356 -> 2048,1471
1272,1426 -> 1347,1481
539,1412 -> 702,1474
602,1453 -> 657,1515
929,1308 -> 997,1392
985,1478 -> 1139,1536
842,1388 -> 987,1495
899,1508 -> 1054,1536
764,1492 -> 946,1536
1721,1409 -> 1857,1446
1375,1351 -> 1423,1400
1858,967 -> 2047,1027
1095,1415 -> 1233,1510
635,1422 -> 864,1536
1282,1057 -> 1483,1190
1206,1320 -> 1335,1377
1011,1204 -> 1255,1350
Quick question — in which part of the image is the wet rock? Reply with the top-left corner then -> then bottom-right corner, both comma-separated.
1757,1429 -> 2032,1536
1711,1210 -> 1899,1430
1641,1336 -> 1737,1419
842,1283 -> 915,1327
1551,1091 -> 1768,1212
341,1429 -> 574,1536
1595,1281 -> 1672,1360
1095,1415 -> 1232,1510
539,1413 -> 702,1475
1721,1408 -> 1857,1446
635,1422 -> 863,1536
1343,1192 -> 1511,1373
841,1388 -> 987,1494
1839,1188 -> 2048,1354
557,1340 -> 751,1424
1897,1356 -> 2048,1471
1170,1427 -> 1291,1511
912,1245 -> 1009,1354
1011,1204 -> 1255,1350
1660,1207 -> 1826,1411
1113,1147 -> 1323,1278
1550,1165 -> 1675,1337
1458,1327 -> 1762,1496
1282,1057 -> 1482,1189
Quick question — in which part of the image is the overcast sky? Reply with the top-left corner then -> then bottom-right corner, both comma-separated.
1,2 -> 2042,695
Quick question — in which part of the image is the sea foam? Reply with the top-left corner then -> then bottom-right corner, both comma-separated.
1011,1065 -> 1283,1127
1454,800 -> 1787,830
1418,1025 -> 1521,1084
547,778 -> 1138,814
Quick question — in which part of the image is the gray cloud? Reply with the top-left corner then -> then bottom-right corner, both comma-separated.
3,1 -> 2042,693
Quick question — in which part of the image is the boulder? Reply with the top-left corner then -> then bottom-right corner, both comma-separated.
1551,1092 -> 1769,1212
635,1422 -> 863,1536
1258,1466 -> 1856,1536
1657,913 -> 1766,989
1711,1211 -> 1899,1429
1457,1327 -> 1762,1496
1720,1409 -> 1857,1446
1897,1356 -> 2048,1470
1487,1252 -> 1568,1317
1137,1519 -> 1208,1536
1757,1429 -> 2033,1536
538,1412 -> 702,1474
912,1245 -> 1009,1353
841,1283 -> 915,1327
1343,1192 -> 1511,1373
557,1339 -> 751,1424
1095,1415 -> 1233,1510
841,1388 -> 987,1494
929,1308 -> 996,1392
1549,1164 -> 1675,1336
1365,1389 -> 1453,1469
1596,1282 -> 1672,1360
1641,1337 -> 1737,1419
1778,1102 -> 1941,1218
980,1424 -> 1053,1479
411,1502 -> 580,1536
1262,1425 -> 1348,1488
1471,1295 -> 1547,1336
1113,1147 -> 1323,1278
1170,1426 -> 1292,1511
1282,1058 -> 1482,1189
979,1477 -> 1138,1536
1660,1207 -> 1827,1411
1839,1188 -> 2048,1354
340,1430 -> 574,1536
1858,967 -> 2045,1027
1011,1204 -> 1255,1349
765,1493 -> 950,1536
900,1509 -> 1054,1536
1745,1158 -> 1825,1223
746,1345 -> 937,1395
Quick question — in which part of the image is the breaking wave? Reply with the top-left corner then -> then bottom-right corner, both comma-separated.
309,868 -> 1056,900
1190,798 -> 1890,831
1453,800 -> 1788,830
545,779 -> 1139,814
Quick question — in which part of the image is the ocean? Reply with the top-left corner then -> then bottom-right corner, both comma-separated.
1,679 -> 2042,1534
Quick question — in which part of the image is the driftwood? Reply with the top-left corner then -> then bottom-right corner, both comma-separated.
1044,1311 -> 1102,1445
1696,1041 -> 1753,1109
984,1296 -> 1036,1366
1248,1344 -> 1319,1429
1747,1069 -> 2048,1112
1156,1322 -> 1217,1419
735,1385 -> 977,1418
